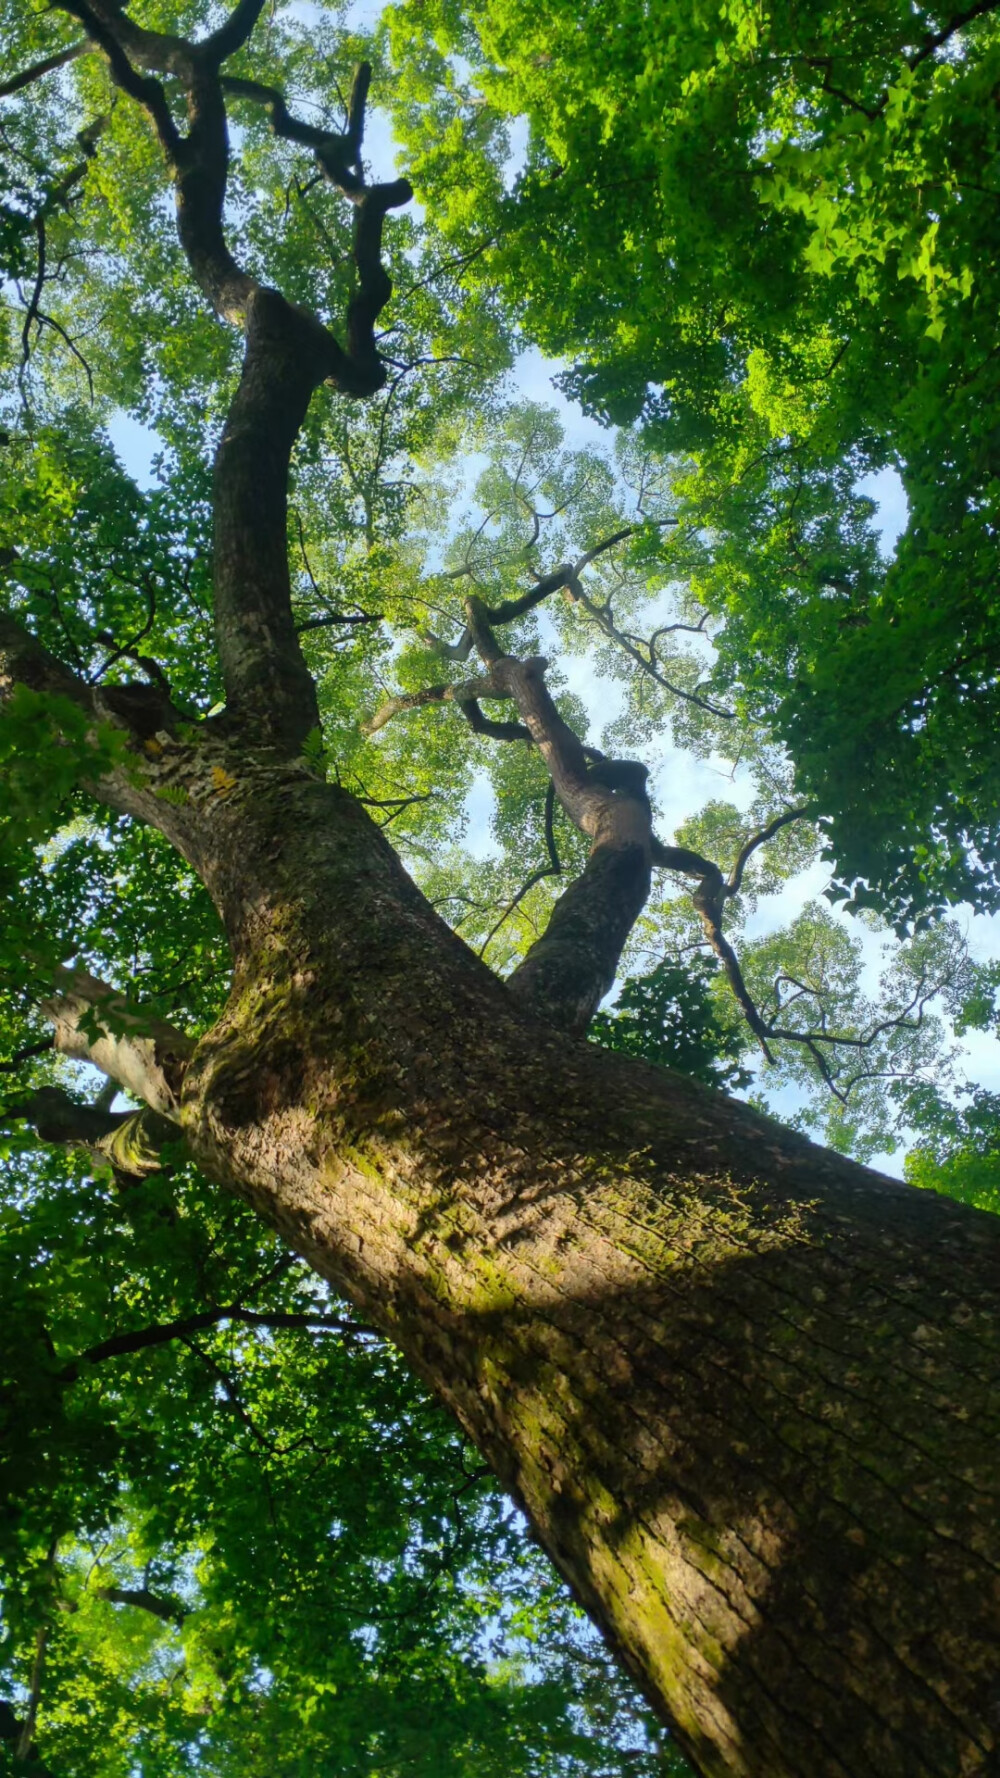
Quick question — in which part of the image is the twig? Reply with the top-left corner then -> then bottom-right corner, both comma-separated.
477,781 -> 562,956
61,1304 -> 379,1377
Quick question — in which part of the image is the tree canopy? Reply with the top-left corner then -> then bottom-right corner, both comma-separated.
2,0 -> 1000,1773
387,0 -> 1000,921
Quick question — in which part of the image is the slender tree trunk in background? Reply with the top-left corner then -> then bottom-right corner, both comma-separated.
169,755 -> 1000,1778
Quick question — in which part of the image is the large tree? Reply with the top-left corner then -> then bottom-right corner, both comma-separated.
388,0 -> 1000,924
2,6 -> 1000,1778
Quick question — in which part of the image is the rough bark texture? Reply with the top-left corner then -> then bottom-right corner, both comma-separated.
165,753 -> 1000,1778
11,10 -> 1000,1773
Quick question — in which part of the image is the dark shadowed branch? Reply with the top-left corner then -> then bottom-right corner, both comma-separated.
60,1304 -> 377,1379
0,40 -> 89,97
40,968 -> 195,1113
1,1084 -> 182,1178
51,2 -> 410,749
93,1586 -> 188,1625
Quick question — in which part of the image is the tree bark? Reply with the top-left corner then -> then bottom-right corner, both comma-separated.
11,13 -> 1000,1772
169,752 -> 1000,1778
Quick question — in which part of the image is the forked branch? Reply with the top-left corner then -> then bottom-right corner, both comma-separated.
52,2 -> 410,748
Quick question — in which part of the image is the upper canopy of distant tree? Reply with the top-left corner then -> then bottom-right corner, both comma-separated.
387,0 -> 1000,925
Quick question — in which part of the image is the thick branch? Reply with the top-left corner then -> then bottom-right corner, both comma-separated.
0,607 -> 97,709
362,672 -> 505,735
93,1586 -> 187,1624
0,1039 -> 53,1074
49,15 -> 407,748
211,291 -> 338,744
57,0 -> 184,159
459,699 -> 532,743
0,608 -> 200,835
200,0 -> 270,68
2,1086 -> 181,1178
40,969 -> 195,1114
454,604 -> 654,1030
221,62 -> 411,386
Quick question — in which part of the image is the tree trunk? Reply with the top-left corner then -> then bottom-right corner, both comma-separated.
174,755 -> 1000,1778
7,19 -> 998,1771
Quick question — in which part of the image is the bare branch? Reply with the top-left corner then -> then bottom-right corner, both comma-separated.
220,61 -> 412,385
422,520 -> 730,721
296,610 -> 382,634
362,673 -> 504,735
18,214 -> 47,411
57,0 -> 184,159
652,823 -> 942,1091
567,575 -> 733,718
428,526 -> 653,663
478,783 -> 562,957
459,698 -> 532,743
31,305 -> 96,400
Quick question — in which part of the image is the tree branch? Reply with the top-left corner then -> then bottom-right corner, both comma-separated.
566,576 -> 733,718
2,1085 -> 181,1178
908,0 -> 1000,70
57,0 -> 184,159
422,518 -> 730,718
727,807 -> 811,895
362,673 -> 505,735
220,62 -> 412,386
478,783 -> 562,957
459,698 -> 532,743
48,15 -> 408,750
200,0 -> 270,68
0,1038 -> 53,1074
93,1585 -> 187,1624
0,41 -> 89,98
0,606 -> 95,709
425,526 -> 652,664
0,608 -> 198,833
60,1305 -> 377,1379
448,601 -> 654,1030
40,968 -> 195,1114
652,816 -> 945,1092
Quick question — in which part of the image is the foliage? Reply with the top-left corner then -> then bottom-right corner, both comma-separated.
591,957 -> 751,1092
905,1088 -> 1000,1214
2,0 -> 1000,1771
385,0 -> 1000,924
0,1141 -> 679,1777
